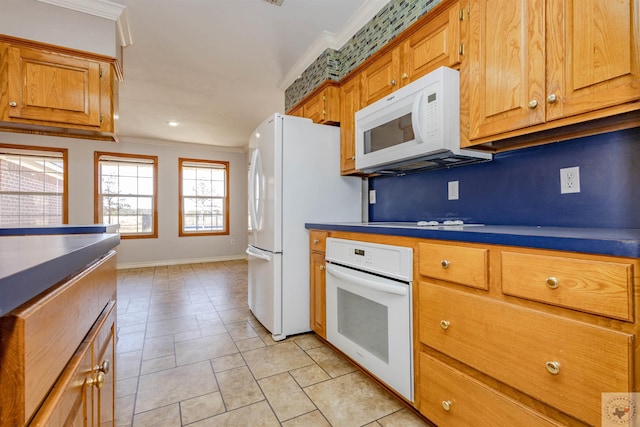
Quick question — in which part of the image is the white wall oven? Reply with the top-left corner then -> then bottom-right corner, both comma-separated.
325,237 -> 414,402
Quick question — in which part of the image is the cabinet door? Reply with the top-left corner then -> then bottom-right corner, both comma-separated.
7,46 -> 102,127
545,0 -> 640,121
303,86 -> 340,124
467,0 -> 545,139
402,1 -> 461,84
339,77 -> 359,174
92,302 -> 116,427
360,48 -> 401,106
310,251 -> 327,338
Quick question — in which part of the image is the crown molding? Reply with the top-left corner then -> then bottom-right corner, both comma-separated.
278,0 -> 390,90
36,0 -> 132,47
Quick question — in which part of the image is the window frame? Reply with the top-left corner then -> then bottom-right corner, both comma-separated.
178,158 -> 230,237
0,143 -> 69,225
94,151 -> 159,239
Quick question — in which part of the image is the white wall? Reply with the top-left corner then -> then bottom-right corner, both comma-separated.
0,131 -> 248,268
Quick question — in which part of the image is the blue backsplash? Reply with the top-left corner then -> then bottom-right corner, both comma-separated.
368,127 -> 640,229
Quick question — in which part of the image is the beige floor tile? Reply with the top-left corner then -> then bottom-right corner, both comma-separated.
305,344 -> 358,378
282,410 -> 332,427
135,360 -> 218,413
116,350 -> 142,380
188,401 -> 280,427
116,377 -> 138,398
289,364 -> 331,388
211,352 -> 246,372
376,408 -> 433,426
116,394 -> 135,427
234,336 -> 267,352
133,403 -> 181,427
225,320 -> 259,340
145,314 -> 199,338
180,391 -> 226,425
217,307 -> 254,324
141,335 -> 174,361
305,371 -> 403,427
243,341 -> 315,379
292,333 -> 325,350
174,333 -> 238,366
216,365 -> 265,410
140,354 -> 175,375
258,372 -> 316,422
117,331 -> 145,353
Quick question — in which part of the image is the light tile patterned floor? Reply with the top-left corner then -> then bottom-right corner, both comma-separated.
115,260 -> 431,427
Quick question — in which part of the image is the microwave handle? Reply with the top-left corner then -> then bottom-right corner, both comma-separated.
411,91 -> 425,144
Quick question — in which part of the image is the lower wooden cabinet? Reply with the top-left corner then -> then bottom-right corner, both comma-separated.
309,230 -> 328,338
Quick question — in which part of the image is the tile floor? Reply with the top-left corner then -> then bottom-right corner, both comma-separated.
115,260 -> 432,427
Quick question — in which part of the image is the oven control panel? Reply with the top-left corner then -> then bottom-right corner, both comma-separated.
325,238 -> 413,282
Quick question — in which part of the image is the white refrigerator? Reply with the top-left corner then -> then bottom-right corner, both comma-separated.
247,113 -> 362,341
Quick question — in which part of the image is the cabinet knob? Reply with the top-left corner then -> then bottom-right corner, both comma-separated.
401,73 -> 408,80
528,99 -> 539,109
441,400 -> 452,411
390,79 -> 397,86
545,276 -> 559,289
320,265 -> 325,271
440,259 -> 450,269
313,239 -> 320,244
95,359 -> 110,375
439,320 -> 450,330
87,371 -> 106,388
350,156 -> 356,161
547,93 -> 558,104
9,101 -> 17,107
545,361 -> 561,375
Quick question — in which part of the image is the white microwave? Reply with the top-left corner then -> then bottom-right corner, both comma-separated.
355,66 -> 491,174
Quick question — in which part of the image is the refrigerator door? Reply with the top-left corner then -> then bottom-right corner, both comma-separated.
246,245 -> 283,339
247,116 -> 282,253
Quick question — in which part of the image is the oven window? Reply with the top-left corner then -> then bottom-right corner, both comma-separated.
363,112 -> 414,154
337,288 -> 389,363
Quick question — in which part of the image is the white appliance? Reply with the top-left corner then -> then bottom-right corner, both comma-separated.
355,66 -> 491,174
247,114 -> 361,341
325,237 -> 414,402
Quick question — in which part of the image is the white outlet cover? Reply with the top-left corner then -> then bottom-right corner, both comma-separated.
369,189 -> 376,204
448,181 -> 459,200
560,166 -> 580,194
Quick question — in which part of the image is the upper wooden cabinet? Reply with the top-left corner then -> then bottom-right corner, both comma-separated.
288,82 -> 340,125
339,75 -> 360,174
0,35 -> 120,141
360,0 -> 462,107
464,0 -> 640,146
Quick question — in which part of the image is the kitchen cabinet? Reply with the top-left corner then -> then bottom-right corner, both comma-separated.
287,82 -> 340,125
359,0 -> 462,107
0,250 -> 117,426
0,35 -> 120,142
338,75 -> 359,175
309,230 -> 328,338
464,0 -> 640,147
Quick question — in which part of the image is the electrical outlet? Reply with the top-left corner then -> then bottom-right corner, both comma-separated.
560,166 -> 580,194
230,238 -> 235,245
448,181 -> 459,200
369,189 -> 376,204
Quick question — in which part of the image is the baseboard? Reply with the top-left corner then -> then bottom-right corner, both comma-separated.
116,254 -> 247,269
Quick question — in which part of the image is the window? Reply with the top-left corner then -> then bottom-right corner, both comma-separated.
0,144 -> 68,226
95,152 -> 158,238
179,158 -> 229,236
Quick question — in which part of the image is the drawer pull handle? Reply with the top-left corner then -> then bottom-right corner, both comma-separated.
545,361 -> 560,375
442,400 -> 452,411
545,277 -> 559,289
87,371 -> 105,388
440,320 -> 450,330
441,260 -> 450,269
95,359 -> 110,375
313,239 -> 320,244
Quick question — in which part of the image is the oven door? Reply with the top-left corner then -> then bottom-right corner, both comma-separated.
325,262 -> 413,402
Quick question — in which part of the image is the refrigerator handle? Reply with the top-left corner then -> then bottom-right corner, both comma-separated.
246,246 -> 271,262
248,149 -> 261,231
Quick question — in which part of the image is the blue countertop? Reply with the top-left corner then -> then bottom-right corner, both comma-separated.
305,222 -> 640,258
0,233 -> 120,316
0,224 -> 119,236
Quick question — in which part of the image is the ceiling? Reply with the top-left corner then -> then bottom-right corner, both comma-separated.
111,0 -> 382,150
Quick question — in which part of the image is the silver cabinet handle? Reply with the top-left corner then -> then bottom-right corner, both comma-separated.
528,99 -> 539,109
545,276 -> 559,289
441,259 -> 450,269
547,93 -> 558,103
545,361 -> 560,375
440,320 -> 450,330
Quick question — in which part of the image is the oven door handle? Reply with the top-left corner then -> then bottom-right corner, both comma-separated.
326,264 -> 407,296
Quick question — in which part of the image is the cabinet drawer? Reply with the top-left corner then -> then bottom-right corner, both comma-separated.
501,251 -> 633,321
419,242 -> 488,289
419,284 -> 633,425
309,230 -> 328,252
0,251 -> 116,426
419,353 -> 561,427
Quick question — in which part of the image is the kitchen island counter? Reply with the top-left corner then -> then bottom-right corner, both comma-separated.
0,233 -> 120,316
305,222 -> 640,258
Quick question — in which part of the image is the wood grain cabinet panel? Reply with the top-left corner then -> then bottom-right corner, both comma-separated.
309,230 -> 328,338
339,76 -> 359,175
419,283 -> 633,425
418,242 -> 488,289
419,353 -> 562,427
501,251 -> 634,321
